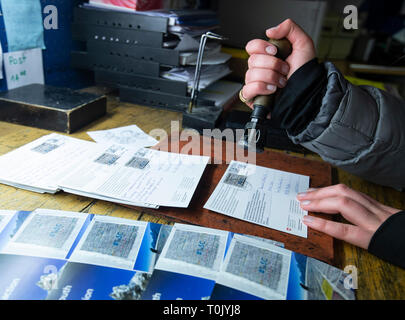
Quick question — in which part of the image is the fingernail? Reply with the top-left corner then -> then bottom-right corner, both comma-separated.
301,200 -> 311,206
282,64 -> 289,75
279,77 -> 287,87
297,192 -> 306,199
267,84 -> 276,92
303,215 -> 314,224
265,45 -> 277,55
307,188 -> 318,192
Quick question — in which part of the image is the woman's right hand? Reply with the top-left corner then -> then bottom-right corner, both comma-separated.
241,18 -> 317,109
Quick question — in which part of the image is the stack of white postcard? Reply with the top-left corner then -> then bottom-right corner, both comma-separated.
0,133 -> 209,209
0,133 -> 96,194
58,142 -> 209,208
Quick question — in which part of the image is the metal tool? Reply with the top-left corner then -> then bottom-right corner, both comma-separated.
182,31 -> 228,132
187,31 -> 227,114
238,38 -> 292,152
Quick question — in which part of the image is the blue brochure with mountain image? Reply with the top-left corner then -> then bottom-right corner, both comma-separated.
0,210 -> 355,300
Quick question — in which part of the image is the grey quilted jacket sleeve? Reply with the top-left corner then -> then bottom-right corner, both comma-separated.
288,62 -> 405,190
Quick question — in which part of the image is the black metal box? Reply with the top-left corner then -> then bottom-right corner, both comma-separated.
0,84 -> 107,133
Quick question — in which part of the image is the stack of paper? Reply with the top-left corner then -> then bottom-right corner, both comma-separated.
167,35 -> 232,91
0,133 -> 209,209
161,64 -> 232,92
0,133 -> 95,193
58,143 -> 209,208
173,35 -> 232,66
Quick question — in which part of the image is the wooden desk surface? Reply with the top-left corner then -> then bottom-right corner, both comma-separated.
0,89 -> 404,299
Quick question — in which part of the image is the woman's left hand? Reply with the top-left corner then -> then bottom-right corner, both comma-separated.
298,184 -> 401,249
